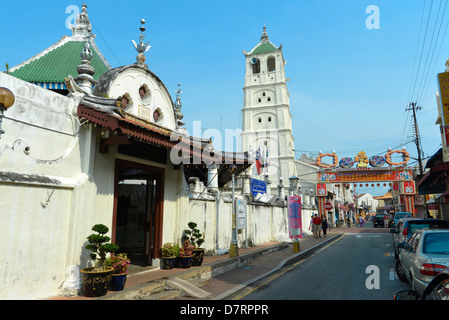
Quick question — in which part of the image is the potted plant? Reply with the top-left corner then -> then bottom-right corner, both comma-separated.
80,224 -> 119,297
161,243 -> 177,270
178,240 -> 194,268
106,253 -> 130,291
183,222 -> 205,266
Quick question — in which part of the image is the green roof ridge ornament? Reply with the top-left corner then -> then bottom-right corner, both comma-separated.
132,19 -> 151,69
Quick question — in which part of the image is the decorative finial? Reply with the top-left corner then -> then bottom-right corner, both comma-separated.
132,19 -> 151,68
260,24 -> 269,43
80,41 -> 93,62
174,83 -> 185,130
75,41 -> 96,94
71,3 -> 92,39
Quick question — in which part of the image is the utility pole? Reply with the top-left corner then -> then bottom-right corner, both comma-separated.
406,102 -> 424,175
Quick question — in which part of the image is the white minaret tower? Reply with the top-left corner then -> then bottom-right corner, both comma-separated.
241,26 -> 296,191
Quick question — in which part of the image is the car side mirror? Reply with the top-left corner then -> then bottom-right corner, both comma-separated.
390,228 -> 397,234
394,290 -> 418,300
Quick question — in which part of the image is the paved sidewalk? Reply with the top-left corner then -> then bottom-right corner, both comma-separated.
48,225 -> 386,300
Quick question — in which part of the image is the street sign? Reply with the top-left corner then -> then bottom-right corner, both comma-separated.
324,202 -> 333,210
236,199 -> 247,230
250,178 -> 266,197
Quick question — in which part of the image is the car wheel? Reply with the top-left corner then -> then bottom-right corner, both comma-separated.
396,261 -> 408,282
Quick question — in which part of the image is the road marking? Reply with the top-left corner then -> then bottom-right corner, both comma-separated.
389,268 -> 398,280
356,235 -> 382,238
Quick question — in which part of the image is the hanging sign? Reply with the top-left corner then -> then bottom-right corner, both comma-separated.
250,178 -> 266,197
401,181 -> 416,195
288,196 -> 302,239
437,72 -> 449,126
317,183 -> 327,196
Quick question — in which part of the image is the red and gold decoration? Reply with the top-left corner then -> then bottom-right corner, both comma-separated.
316,149 -> 410,169
316,152 -> 338,168
385,149 -> 410,166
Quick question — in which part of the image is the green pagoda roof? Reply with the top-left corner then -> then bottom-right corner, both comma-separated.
251,42 -> 277,55
9,39 -> 110,89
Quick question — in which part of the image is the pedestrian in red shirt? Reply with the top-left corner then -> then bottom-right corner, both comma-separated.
312,214 -> 322,239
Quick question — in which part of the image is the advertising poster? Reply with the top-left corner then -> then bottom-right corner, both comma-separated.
287,196 -> 302,239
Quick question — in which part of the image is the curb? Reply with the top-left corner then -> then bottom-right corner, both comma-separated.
212,233 -> 345,300
95,242 -> 290,300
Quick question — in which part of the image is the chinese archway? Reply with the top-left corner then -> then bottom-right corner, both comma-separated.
316,150 -> 416,217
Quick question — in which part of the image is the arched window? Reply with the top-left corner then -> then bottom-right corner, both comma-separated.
267,57 -> 276,72
251,58 -> 260,74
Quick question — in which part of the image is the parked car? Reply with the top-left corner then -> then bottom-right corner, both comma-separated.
394,267 -> 449,300
392,212 -> 413,227
391,218 -> 449,259
396,229 -> 449,297
373,214 -> 385,228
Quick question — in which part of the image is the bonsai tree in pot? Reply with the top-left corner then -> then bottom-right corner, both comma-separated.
84,224 -> 119,271
183,222 -> 205,266
80,224 -> 119,297
161,243 -> 177,269
106,253 -> 130,291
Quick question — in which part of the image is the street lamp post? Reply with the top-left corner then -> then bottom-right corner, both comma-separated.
229,164 -> 238,258
0,87 -> 15,139
289,174 -> 298,196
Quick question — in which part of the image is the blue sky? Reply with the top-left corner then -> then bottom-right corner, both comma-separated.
1,1 -> 448,195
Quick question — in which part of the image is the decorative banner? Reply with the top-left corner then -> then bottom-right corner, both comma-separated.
317,183 -> 327,196
318,196 -> 326,218
318,169 -> 413,183
404,195 -> 415,216
402,181 -> 416,195
287,196 -> 302,239
437,72 -> 449,126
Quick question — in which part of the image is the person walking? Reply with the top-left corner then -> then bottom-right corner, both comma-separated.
359,215 -> 364,228
321,215 -> 328,237
312,214 -> 322,239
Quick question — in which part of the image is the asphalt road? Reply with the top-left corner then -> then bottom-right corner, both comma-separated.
239,224 -> 411,300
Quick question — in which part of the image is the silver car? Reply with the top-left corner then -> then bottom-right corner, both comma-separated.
396,229 -> 449,297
